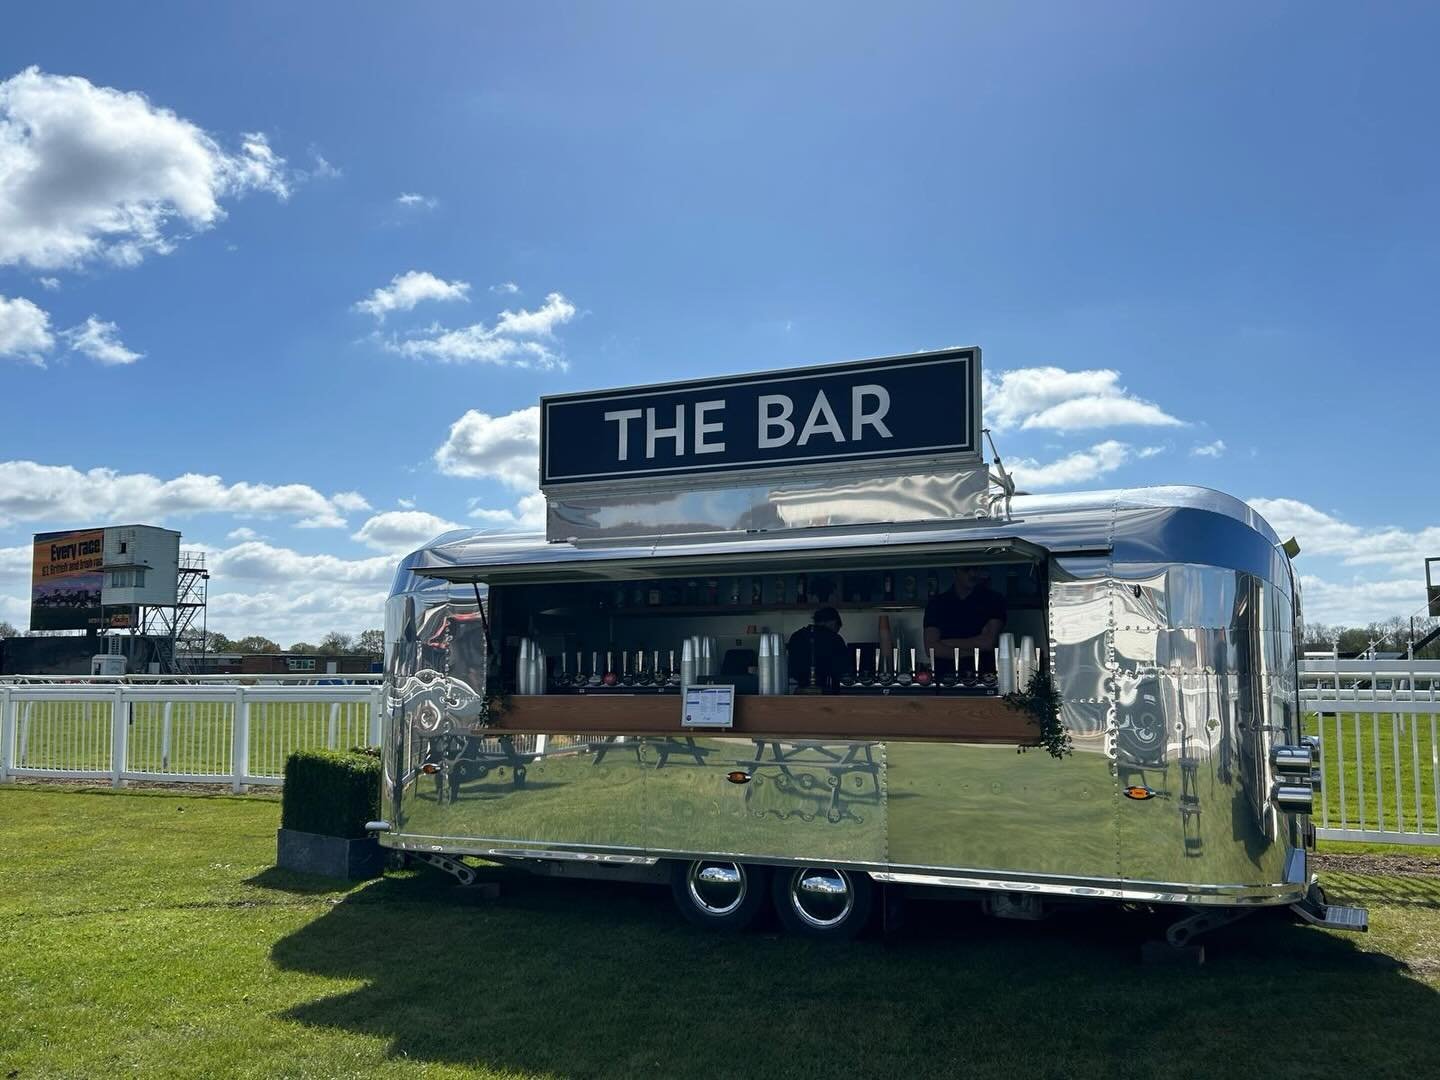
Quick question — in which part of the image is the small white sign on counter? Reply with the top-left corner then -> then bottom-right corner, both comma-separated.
682,684 -> 735,728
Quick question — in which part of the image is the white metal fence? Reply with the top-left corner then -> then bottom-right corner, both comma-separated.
1300,656 -> 1440,846
0,677 -> 383,791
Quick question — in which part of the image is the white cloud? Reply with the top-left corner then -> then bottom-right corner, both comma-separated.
1191,439 -> 1226,458
298,152 -> 341,181
470,491 -> 546,531
395,192 -> 437,209
354,270 -> 470,321
1296,573 -> 1426,625
0,461 -> 368,529
490,281 -> 519,294
330,491 -> 371,513
38,277 -> 59,290
211,540 -> 395,586
62,315 -> 141,365
203,587 -> 389,645
0,294 -> 53,362
493,292 -> 576,337
1009,440 -> 1131,490
1137,445 -> 1167,459
226,526 -> 262,541
434,406 -> 540,488
0,544 -> 29,581
0,67 -> 289,270
984,367 -> 1184,432
351,510 -> 464,553
392,292 -> 575,369
1248,498 -> 1440,574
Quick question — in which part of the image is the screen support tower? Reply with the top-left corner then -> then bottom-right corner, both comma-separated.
138,550 -> 209,674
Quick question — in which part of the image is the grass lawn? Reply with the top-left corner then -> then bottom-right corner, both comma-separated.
3,786 -> 1440,1079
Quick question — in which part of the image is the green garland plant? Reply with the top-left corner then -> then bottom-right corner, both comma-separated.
1005,667 -> 1071,759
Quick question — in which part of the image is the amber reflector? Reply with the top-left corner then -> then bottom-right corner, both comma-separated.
421,763 -> 439,775
726,771 -> 751,784
1123,786 -> 1154,800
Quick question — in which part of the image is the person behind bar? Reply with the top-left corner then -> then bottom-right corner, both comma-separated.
923,567 -> 1007,673
787,606 -> 848,691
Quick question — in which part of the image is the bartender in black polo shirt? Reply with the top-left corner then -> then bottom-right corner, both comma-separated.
923,566 -> 1007,674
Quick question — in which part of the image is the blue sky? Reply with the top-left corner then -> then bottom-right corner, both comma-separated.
1,2 -> 1437,644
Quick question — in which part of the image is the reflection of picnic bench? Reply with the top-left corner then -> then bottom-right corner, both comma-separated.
590,735 -> 712,768
430,733 -> 538,801
739,740 -> 882,824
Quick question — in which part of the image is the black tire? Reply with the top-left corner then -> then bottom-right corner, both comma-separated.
669,860 -> 770,932
513,765 -> 527,788
771,865 -> 874,939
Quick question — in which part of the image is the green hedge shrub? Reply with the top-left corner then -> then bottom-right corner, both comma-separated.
281,749 -> 381,839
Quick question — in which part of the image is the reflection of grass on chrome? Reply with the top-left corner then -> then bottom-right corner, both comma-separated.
400,737 -> 1292,886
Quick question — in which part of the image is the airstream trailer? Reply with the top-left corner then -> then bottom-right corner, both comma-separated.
371,348 -> 1364,944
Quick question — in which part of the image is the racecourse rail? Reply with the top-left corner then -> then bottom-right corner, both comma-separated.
0,674 -> 382,791
3,662 -> 1439,847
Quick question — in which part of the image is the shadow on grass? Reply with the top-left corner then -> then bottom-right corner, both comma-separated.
270,869 -> 1440,1079
244,866 -> 362,896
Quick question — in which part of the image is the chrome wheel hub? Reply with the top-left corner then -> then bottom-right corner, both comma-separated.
789,867 -> 853,928
687,861 -> 746,916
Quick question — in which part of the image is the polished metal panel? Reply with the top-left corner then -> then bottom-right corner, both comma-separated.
642,735 -> 887,864
547,467 -> 991,541
886,740 -> 1119,878
379,484 -> 1306,909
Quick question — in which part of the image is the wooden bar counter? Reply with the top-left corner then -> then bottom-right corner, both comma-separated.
490,692 -> 1039,745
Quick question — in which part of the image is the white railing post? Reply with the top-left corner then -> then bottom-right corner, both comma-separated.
17,701 -> 30,767
161,701 -> 173,770
0,686 -> 11,783
327,703 -> 339,750
111,686 -> 128,788
231,687 -> 249,793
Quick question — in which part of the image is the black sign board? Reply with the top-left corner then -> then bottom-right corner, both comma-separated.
540,348 -> 980,487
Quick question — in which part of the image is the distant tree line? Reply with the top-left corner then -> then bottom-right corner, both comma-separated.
175,628 -> 386,656
1302,615 -> 1440,658
0,621 -> 386,655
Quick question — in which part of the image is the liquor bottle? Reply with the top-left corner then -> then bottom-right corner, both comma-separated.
795,574 -> 808,605
589,651 -> 602,686
665,580 -> 681,606
647,583 -> 661,606
901,574 -> 917,602
728,578 -> 741,605
882,573 -> 895,602
602,651 -> 618,687
926,572 -> 939,598
750,578 -> 763,605
773,576 -> 787,606
704,579 -> 720,605
614,585 -> 626,609
684,579 -> 699,605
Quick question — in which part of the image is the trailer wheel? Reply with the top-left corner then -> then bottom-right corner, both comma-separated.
670,860 -> 769,931
513,766 -> 528,788
772,865 -> 874,939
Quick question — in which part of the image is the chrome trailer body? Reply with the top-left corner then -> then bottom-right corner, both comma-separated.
375,485 -> 1314,911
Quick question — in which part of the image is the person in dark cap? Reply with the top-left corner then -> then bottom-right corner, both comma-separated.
787,606 -> 849,692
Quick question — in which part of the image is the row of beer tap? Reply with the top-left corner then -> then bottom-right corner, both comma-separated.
513,632 -> 1043,696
